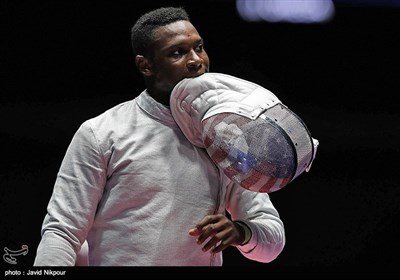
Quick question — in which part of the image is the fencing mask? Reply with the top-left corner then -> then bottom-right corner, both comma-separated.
170,73 -> 319,193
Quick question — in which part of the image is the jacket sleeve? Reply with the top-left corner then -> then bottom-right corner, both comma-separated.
34,121 -> 107,266
225,181 -> 286,263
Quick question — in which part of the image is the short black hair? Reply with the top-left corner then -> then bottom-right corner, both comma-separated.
131,7 -> 190,57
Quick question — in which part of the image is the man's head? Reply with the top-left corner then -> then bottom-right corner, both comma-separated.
131,7 -> 190,58
131,7 -> 209,105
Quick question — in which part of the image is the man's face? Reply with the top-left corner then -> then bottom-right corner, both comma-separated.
147,20 -> 210,105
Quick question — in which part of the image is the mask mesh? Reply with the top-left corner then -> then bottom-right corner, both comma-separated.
202,104 -> 314,193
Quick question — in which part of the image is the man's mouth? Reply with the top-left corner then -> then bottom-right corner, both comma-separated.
186,71 -> 207,79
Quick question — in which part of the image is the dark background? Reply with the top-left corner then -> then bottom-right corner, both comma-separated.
2,0 -> 400,277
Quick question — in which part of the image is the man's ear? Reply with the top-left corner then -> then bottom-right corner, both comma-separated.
135,55 -> 152,76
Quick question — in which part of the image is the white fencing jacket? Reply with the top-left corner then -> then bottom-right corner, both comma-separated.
34,91 -> 285,266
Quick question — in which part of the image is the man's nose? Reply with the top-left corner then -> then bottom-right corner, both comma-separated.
187,50 -> 203,68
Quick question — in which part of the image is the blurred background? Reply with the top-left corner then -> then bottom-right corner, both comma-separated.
2,0 -> 400,277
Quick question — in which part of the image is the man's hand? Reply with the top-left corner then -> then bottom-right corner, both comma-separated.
188,214 -> 245,253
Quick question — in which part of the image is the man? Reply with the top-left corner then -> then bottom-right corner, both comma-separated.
34,6 -> 285,266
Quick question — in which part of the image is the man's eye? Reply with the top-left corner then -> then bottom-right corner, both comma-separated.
195,44 -> 204,53
171,50 -> 183,57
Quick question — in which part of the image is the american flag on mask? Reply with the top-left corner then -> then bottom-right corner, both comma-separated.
201,112 -> 296,193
